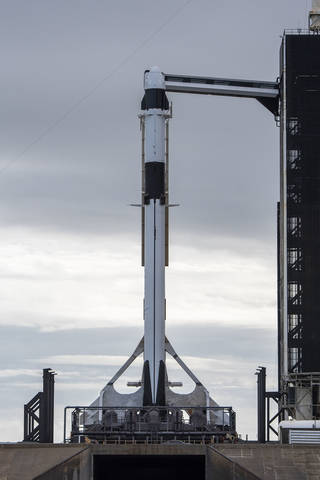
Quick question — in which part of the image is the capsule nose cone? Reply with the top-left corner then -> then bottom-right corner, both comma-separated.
145,66 -> 165,90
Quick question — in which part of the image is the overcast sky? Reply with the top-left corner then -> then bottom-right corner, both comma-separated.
0,0 -> 311,442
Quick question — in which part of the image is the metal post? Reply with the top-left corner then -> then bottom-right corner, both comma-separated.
23,405 -> 28,440
63,407 -> 67,444
40,368 -> 55,443
267,396 -> 270,442
256,367 -> 266,443
277,202 -> 281,394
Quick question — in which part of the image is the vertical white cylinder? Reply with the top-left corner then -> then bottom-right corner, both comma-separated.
141,67 -> 168,403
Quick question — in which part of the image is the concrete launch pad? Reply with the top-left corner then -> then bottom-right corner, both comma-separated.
2,443 -> 320,479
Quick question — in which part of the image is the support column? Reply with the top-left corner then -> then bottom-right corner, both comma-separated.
256,367 -> 266,443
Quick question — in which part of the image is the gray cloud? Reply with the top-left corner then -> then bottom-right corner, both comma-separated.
0,0 -> 304,240
0,324 -> 275,363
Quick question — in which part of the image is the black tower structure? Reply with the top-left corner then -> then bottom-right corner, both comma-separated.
279,31 -> 320,420
24,368 -> 55,443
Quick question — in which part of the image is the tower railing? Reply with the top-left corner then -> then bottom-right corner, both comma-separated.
63,405 -> 236,444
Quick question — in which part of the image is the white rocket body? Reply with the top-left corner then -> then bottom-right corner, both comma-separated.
141,67 -> 168,404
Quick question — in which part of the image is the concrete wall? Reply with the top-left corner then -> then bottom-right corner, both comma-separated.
1,442 -> 320,479
32,443 -> 259,480
216,444 -> 320,479
0,444 -> 86,480
206,447 -> 260,480
33,444 -> 205,480
34,447 -> 91,480
91,443 -> 205,456
33,444 -> 259,480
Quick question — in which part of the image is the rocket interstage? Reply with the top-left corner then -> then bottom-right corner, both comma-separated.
141,67 -> 170,405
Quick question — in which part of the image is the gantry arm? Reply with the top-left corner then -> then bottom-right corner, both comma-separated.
164,73 -> 279,116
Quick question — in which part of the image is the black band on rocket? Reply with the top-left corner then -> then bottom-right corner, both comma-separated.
144,162 -> 165,202
141,89 -> 169,110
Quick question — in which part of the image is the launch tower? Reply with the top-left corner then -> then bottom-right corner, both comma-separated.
278,3 -> 320,422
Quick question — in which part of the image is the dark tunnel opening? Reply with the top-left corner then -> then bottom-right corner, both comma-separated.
93,454 -> 205,480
